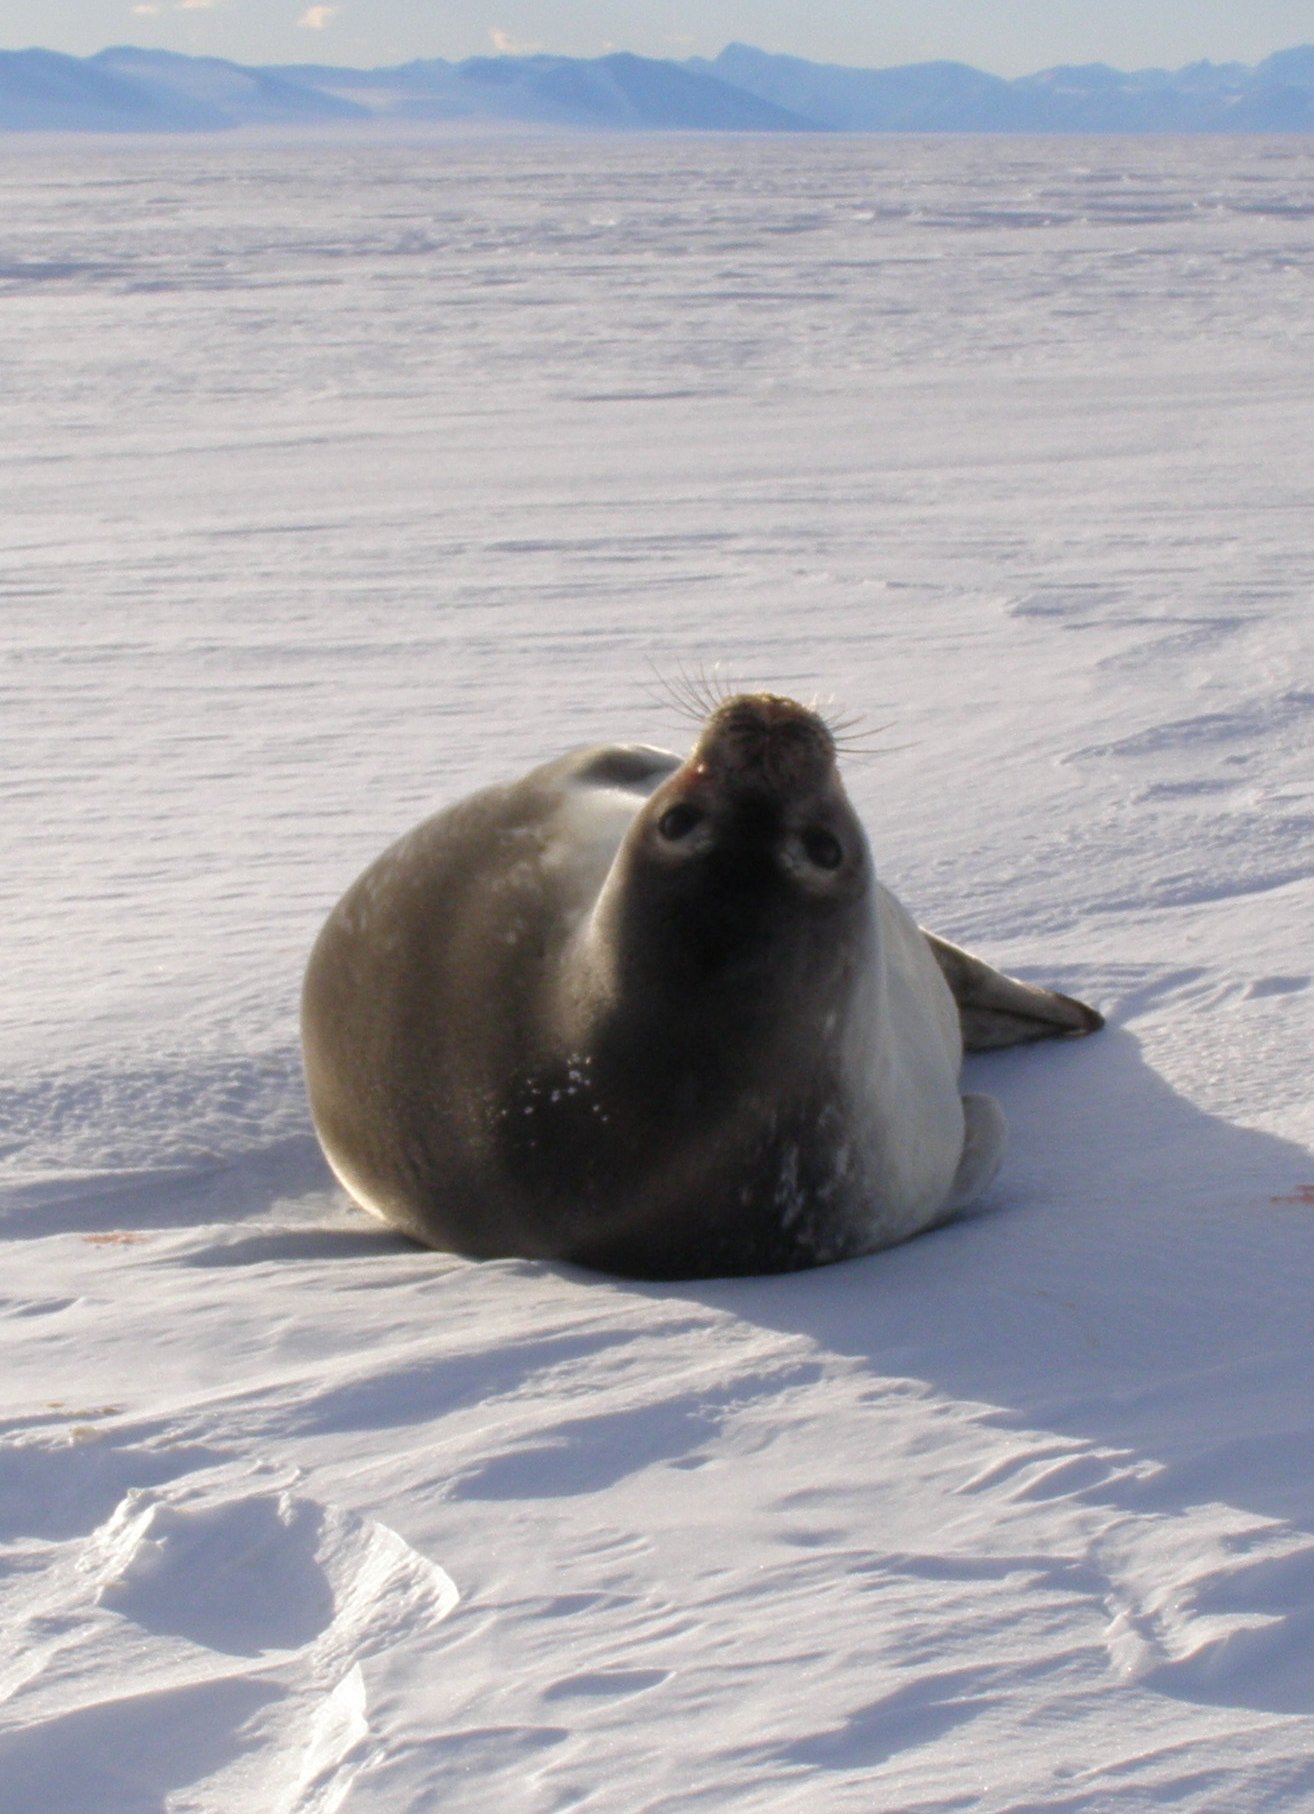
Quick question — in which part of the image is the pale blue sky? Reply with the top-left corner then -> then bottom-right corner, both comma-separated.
5,0 -> 1314,76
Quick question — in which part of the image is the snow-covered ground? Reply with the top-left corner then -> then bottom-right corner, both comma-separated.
2,131 -> 1313,1811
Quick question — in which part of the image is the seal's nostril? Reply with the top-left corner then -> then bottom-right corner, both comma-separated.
803,829 -> 843,870
658,804 -> 703,841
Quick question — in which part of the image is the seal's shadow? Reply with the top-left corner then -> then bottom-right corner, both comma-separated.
664,1028 -> 1314,1718
679,1026 -> 1314,1539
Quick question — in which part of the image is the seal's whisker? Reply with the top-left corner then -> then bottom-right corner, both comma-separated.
638,659 -> 675,712
796,691 -> 883,746
683,663 -> 720,718
642,660 -> 715,726
832,720 -> 896,742
695,661 -> 735,714
669,661 -> 713,721
831,738 -> 914,761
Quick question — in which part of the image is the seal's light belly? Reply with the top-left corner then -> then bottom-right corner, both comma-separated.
836,881 -> 969,1245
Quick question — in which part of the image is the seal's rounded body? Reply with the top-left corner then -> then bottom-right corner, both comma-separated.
302,695 -> 1099,1278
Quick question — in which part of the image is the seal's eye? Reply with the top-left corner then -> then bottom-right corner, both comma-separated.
803,828 -> 843,870
658,804 -> 703,842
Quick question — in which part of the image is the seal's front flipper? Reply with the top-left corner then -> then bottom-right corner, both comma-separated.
923,931 -> 1104,1052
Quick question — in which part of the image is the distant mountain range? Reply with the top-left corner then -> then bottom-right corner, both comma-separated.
699,41 -> 1314,132
4,40 -> 1314,134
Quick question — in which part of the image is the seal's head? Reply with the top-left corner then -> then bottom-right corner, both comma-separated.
590,694 -> 872,1015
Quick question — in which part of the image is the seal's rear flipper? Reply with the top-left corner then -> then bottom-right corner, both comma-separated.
923,931 -> 1104,1052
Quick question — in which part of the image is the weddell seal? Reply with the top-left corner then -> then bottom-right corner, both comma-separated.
301,692 -> 1102,1279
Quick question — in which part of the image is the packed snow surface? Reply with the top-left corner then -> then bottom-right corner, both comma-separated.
2,132 -> 1313,1810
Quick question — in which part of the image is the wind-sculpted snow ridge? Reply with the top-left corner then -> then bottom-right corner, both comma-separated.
2,135 -> 1314,1808
1,1473 -> 457,1811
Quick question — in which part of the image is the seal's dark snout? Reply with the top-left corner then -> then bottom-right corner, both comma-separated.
698,693 -> 836,794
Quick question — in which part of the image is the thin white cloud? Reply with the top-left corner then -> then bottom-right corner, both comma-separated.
298,5 -> 339,26
490,27 -> 544,55
176,0 -> 220,10
132,4 -> 162,14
